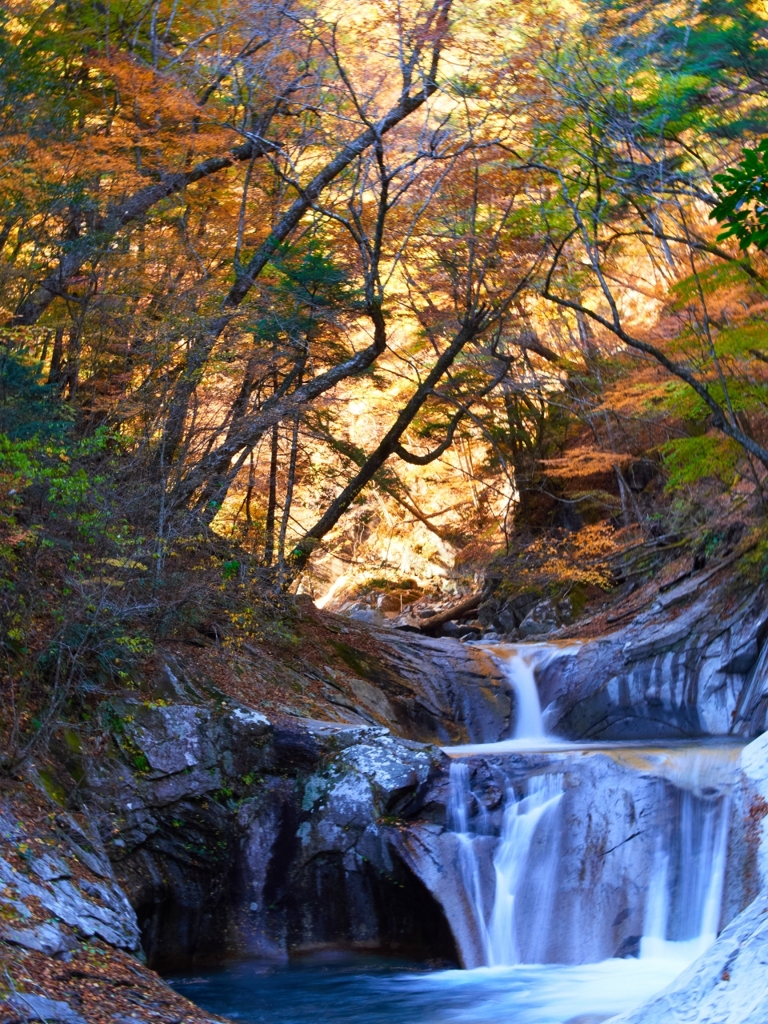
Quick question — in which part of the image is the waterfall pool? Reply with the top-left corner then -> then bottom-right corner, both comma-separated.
168,949 -> 694,1024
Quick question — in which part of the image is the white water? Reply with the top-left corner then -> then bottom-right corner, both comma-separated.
639,788 -> 731,962
496,645 -> 548,739
449,763 -> 565,967
172,949 -> 710,1024
449,760 -> 732,971
486,774 -> 563,966
450,642 -> 575,754
445,644 -> 735,975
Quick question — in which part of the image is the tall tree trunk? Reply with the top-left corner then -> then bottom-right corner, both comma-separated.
263,422 -> 279,566
62,326 -> 82,403
277,409 -> 301,580
47,327 -> 65,391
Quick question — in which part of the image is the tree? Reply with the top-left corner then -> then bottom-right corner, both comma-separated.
519,6 -> 768,479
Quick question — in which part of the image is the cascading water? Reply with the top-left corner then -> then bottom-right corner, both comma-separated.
448,761 -> 492,958
448,765 -> 737,970
639,788 -> 731,962
486,774 -> 563,966
495,646 -> 548,740
448,762 -> 565,966
444,644 -> 738,971
447,758 -> 733,969
451,642 -> 575,753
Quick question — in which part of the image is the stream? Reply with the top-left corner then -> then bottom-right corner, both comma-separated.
169,642 -> 744,1024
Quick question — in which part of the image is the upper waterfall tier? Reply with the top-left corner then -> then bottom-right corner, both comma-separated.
448,641 -> 576,751
371,576 -> 768,743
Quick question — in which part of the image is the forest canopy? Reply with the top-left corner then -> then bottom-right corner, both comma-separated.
3,0 -> 768,765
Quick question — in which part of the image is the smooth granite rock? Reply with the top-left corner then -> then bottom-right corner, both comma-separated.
534,582 -> 768,740
610,890 -> 768,1024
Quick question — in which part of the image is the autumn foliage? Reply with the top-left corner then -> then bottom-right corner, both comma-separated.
3,0 -> 768,761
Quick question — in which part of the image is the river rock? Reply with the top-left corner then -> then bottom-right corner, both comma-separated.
3,993 -> 88,1024
610,889 -> 768,1024
0,848 -> 140,951
366,631 -> 512,743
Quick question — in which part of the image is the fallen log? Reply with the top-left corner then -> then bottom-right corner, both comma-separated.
415,592 -> 483,631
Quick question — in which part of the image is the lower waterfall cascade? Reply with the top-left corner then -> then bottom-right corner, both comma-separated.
446,754 -> 735,969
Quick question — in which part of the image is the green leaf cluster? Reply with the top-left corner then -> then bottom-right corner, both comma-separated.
711,139 -> 768,251
660,434 -> 742,490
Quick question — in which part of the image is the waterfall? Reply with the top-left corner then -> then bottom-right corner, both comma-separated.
449,761 -> 492,958
639,789 -> 731,962
450,642 -> 575,755
447,753 -> 733,969
486,775 -> 563,965
449,763 -> 564,966
493,646 -> 547,740
441,643 -> 738,970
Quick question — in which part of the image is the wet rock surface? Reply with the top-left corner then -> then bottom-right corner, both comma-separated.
68,694 -> 759,974
288,629 -> 513,744
525,580 -> 768,741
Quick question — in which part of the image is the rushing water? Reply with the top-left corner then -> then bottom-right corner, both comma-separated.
444,643 -> 737,969
169,951 -> 697,1024
446,754 -> 734,968
451,642 -> 577,754
170,642 -> 743,1024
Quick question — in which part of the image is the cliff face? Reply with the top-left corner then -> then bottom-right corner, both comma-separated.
535,577 -> 768,740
